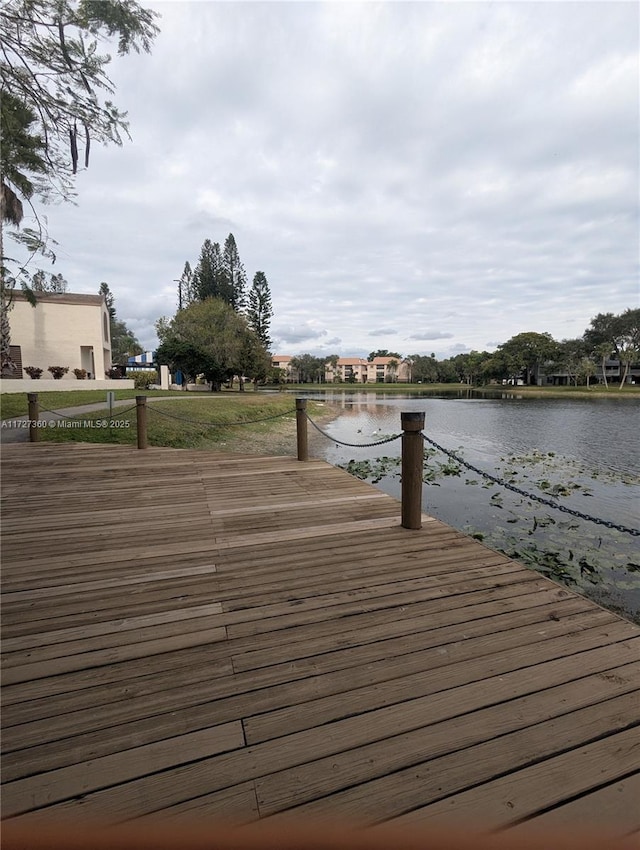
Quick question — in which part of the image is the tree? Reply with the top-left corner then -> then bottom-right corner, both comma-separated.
1,0 -> 159,200
368,349 -> 401,361
111,319 -> 143,364
192,239 -> 224,302
618,343 -> 639,389
177,261 -> 194,310
594,342 -> 612,388
555,338 -> 587,386
436,358 -> 459,383
408,354 -> 438,384
98,281 -> 142,364
386,358 -> 399,383
0,93 -> 48,224
583,309 -> 640,386
246,271 -> 273,350
156,298 -> 268,391
1,93 -> 49,372
579,357 -> 597,389
326,354 -> 340,382
99,281 -> 116,321
32,270 -> 67,292
585,312 -> 618,358
450,351 -> 490,385
496,332 -> 558,385
238,331 -> 271,390
222,233 -> 247,311
290,354 -> 325,383
1,0 -> 159,371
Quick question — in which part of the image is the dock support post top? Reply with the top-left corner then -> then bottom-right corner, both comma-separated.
296,397 -> 309,462
401,411 -> 425,430
401,411 -> 425,530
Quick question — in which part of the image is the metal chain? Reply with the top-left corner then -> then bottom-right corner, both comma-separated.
147,405 -> 297,428
111,404 -> 138,416
421,433 -> 639,537
306,413 -> 402,449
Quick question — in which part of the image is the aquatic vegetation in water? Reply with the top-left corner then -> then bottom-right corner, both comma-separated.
339,444 -> 639,623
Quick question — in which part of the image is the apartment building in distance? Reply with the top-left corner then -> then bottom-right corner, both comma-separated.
271,354 -> 411,383
271,354 -> 298,382
325,356 -> 411,383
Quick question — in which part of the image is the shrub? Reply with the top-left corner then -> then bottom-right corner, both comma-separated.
73,368 -> 87,380
106,366 -> 124,378
132,370 -> 158,389
24,366 -> 43,379
47,366 -> 69,379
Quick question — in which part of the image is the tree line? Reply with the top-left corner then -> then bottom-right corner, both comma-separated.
155,235 -> 274,390
1,0 -> 159,375
283,309 -> 640,387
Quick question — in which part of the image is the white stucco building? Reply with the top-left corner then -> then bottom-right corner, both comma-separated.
4,291 -> 112,381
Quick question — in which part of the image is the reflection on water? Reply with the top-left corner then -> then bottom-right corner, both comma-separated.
298,390 -> 640,623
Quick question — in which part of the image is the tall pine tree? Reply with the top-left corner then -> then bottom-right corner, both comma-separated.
177,261 -> 194,309
192,239 -> 224,301
222,233 -> 247,312
247,271 -> 273,350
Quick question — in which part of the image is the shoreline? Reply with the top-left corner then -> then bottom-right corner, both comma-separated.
212,403 -> 342,458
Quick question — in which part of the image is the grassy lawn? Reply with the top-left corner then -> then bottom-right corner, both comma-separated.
22,394 -> 324,450
0,386 -> 262,420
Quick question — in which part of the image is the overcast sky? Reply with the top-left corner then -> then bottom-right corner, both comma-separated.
25,1 -> 640,358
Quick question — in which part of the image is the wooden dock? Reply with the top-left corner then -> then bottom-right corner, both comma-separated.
1,442 -> 639,837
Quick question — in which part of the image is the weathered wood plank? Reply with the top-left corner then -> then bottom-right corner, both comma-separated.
1,598 -> 599,726
391,726 -> 640,830
2,603 -> 224,653
2,442 -> 638,831
506,773 -> 640,835
2,722 -> 246,818
2,626 -> 228,685
243,624 -> 640,745
257,679 -> 640,820
4,612 -> 626,771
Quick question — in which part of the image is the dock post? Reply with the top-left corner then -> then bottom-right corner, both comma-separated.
27,393 -> 39,443
401,411 -> 425,529
296,398 -> 309,461
136,396 -> 148,449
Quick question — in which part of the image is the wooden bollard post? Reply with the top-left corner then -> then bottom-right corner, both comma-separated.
136,395 -> 148,449
27,392 -> 39,443
296,398 -> 308,462
401,411 -> 425,530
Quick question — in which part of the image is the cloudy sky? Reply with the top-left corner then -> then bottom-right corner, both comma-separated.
22,1 -> 640,358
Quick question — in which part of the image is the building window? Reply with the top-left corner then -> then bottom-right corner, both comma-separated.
103,312 -> 110,343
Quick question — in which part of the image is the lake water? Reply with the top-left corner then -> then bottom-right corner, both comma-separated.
299,390 -> 640,623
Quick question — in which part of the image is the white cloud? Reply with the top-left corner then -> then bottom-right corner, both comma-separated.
10,1 -> 637,355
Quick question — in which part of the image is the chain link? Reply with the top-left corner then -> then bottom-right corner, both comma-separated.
147,405 -> 297,428
305,413 -> 402,448
421,433 -> 639,537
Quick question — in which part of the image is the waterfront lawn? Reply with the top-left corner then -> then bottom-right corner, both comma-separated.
0,386 -> 262,420
26,394 -> 318,450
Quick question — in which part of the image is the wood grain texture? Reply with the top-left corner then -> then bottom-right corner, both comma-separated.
2,442 -> 638,830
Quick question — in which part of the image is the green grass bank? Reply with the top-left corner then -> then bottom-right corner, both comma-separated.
5,393 -> 333,452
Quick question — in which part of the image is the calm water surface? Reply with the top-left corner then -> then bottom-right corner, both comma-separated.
299,391 -> 640,622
